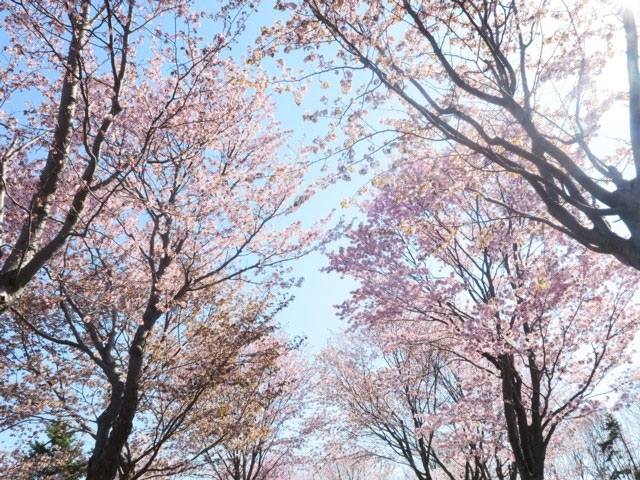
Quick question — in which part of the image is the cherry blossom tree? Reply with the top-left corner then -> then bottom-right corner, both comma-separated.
200,348 -> 310,480
310,456 -> 397,480
0,11 -> 318,479
1,285 -> 303,479
0,0 -> 260,309
316,327 -> 517,480
270,0 -> 640,271
326,159 -> 640,480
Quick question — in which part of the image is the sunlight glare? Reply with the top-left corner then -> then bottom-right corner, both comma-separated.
611,0 -> 636,11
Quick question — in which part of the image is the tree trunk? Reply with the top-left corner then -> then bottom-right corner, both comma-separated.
85,345 -> 144,480
497,354 -> 547,480
85,302 -> 160,480
0,1 -> 91,310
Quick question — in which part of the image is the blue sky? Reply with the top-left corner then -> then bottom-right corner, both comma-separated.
229,2 -> 372,352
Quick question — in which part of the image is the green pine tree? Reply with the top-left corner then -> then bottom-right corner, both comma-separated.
27,421 -> 86,479
598,414 -> 640,480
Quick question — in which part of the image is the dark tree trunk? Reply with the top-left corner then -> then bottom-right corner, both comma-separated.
497,353 -> 547,480
85,301 -> 161,480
